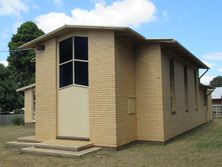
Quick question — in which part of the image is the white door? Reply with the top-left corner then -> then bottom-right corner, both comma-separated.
58,86 -> 89,138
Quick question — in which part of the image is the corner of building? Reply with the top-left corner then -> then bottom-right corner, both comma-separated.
136,42 -> 165,142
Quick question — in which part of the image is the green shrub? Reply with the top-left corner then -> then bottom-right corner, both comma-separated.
13,109 -> 23,114
12,116 -> 24,126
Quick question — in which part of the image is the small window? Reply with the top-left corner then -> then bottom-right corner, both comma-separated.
128,97 -> 136,114
60,62 -> 73,87
74,37 -> 88,60
59,37 -> 73,63
33,89 -> 36,101
184,65 -> 189,112
74,61 -> 88,86
194,70 -> 198,111
204,90 -> 207,106
32,89 -> 36,120
169,58 -> 175,114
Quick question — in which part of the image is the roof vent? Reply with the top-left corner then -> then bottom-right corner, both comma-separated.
36,44 -> 45,51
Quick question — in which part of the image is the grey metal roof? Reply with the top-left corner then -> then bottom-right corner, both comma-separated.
145,39 -> 209,69
18,25 -> 145,49
18,25 -> 208,69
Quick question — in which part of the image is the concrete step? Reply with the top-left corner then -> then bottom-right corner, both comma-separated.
34,140 -> 94,151
6,141 -> 36,147
17,136 -> 40,143
21,146 -> 101,157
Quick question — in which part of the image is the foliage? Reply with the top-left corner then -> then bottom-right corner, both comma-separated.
0,21 -> 44,112
0,64 -> 22,112
11,116 -> 24,126
14,108 -> 24,114
210,76 -> 222,87
7,21 -> 44,87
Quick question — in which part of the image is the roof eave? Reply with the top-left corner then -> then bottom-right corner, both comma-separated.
174,41 -> 209,69
19,25 -> 68,49
19,25 -> 145,49
146,39 -> 209,69
16,83 -> 35,92
199,84 -> 214,89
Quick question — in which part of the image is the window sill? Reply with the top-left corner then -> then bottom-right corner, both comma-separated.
59,84 -> 88,90
128,112 -> 136,115
171,111 -> 176,115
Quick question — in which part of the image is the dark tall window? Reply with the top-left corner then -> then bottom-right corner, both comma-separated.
60,62 -> 73,87
203,90 -> 207,106
59,36 -> 88,88
194,69 -> 198,111
75,61 -> 88,86
184,65 -> 189,112
59,37 -> 73,63
74,37 -> 88,60
169,58 -> 175,113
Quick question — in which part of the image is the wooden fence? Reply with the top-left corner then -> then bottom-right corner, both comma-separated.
212,104 -> 222,119
0,114 -> 24,125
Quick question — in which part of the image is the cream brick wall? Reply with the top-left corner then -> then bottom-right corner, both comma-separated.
24,88 -> 34,123
136,43 -> 165,142
35,30 -> 118,146
161,48 -> 208,141
115,35 -> 137,146
88,30 -> 118,147
33,29 -> 211,147
35,38 -> 57,141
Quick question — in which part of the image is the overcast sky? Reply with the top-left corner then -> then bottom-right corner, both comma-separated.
0,0 -> 221,84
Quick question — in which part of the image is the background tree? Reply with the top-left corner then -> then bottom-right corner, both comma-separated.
210,76 -> 222,87
0,21 -> 44,112
0,64 -> 22,113
7,21 -> 44,87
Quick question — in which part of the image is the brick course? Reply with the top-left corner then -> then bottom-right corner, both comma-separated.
115,35 -> 137,146
88,30 -> 117,147
35,38 -> 57,141
136,43 -> 165,142
33,29 -> 212,147
161,47 -> 210,141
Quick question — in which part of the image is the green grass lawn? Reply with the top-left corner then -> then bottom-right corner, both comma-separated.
1,120 -> 222,167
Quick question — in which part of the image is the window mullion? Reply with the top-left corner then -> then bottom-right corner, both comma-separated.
73,36 -> 75,85
59,59 -> 73,66
74,59 -> 88,63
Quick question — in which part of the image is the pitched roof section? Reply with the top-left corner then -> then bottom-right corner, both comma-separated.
16,83 -> 35,92
145,39 -> 209,69
18,25 -> 144,49
19,25 -> 208,69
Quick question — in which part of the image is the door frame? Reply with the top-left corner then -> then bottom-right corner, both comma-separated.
56,31 -> 90,139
